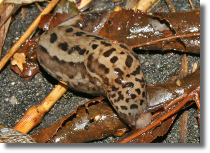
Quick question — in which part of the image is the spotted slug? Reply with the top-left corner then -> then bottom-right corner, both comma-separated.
36,25 -> 152,129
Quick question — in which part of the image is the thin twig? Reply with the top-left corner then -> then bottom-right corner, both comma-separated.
133,0 -> 159,11
0,0 -> 60,71
165,0 -> 176,12
180,111 -> 188,143
130,32 -> 200,49
189,0 -> 195,10
35,2 -> 43,11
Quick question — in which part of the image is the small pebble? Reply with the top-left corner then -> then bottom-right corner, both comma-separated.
9,96 -> 19,105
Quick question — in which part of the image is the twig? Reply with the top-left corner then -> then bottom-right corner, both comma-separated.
180,53 -> 188,143
35,2 -> 43,11
165,0 -> 176,12
118,85 -> 200,143
13,83 -> 68,134
181,54 -> 188,74
21,7 -> 26,21
189,0 -> 195,10
180,111 -> 188,143
0,0 -> 60,71
133,0 -> 159,11
130,32 -> 200,49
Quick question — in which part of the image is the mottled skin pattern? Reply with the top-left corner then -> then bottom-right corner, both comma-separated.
37,26 -> 151,128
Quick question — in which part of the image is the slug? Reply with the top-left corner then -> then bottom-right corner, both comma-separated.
36,25 -> 152,129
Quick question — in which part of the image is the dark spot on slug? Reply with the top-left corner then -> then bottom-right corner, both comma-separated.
119,44 -> 128,50
52,56 -> 60,63
101,41 -> 112,46
58,43 -> 68,51
103,48 -> 116,57
115,77 -> 123,84
126,98 -> 130,103
107,90 -> 111,93
120,51 -> 125,54
50,33 -> 57,43
69,62 -> 75,66
99,64 -> 109,74
125,55 -> 133,68
135,88 -> 141,95
40,45 -> 48,53
74,31 -> 86,36
140,99 -> 144,105
131,94 -> 137,99
126,74 -> 130,77
69,75 -> 74,79
87,54 -> 94,72
120,106 -> 128,110
126,90 -> 131,95
111,86 -> 119,91
68,46 -> 86,55
86,35 -> 103,40
135,77 -> 146,88
114,68 -> 124,75
118,91 -> 124,101
104,77 -> 109,85
111,93 -> 116,98
130,104 -> 138,109
142,91 -> 146,98
66,27 -> 73,33
110,56 -> 118,63
131,66 -> 141,75
122,82 -> 134,88
92,44 -> 99,50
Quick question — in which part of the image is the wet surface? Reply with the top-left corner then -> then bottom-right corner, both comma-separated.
0,0 -> 200,143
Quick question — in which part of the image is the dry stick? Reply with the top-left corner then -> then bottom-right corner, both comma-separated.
180,111 -> 188,143
133,0 -> 158,11
13,83 -> 68,134
118,85 -> 200,143
189,0 -> 195,10
165,0 -> 176,12
0,0 -> 60,71
130,32 -> 200,49
179,53 -> 189,143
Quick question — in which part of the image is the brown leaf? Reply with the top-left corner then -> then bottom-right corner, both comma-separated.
31,98 -> 129,143
38,13 -> 75,30
10,37 -> 40,81
147,68 -> 200,107
0,4 -> 13,58
98,9 -> 200,53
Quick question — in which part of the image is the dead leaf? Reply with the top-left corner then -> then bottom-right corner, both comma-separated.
11,53 -> 26,71
10,37 -> 40,80
98,9 -> 200,53
32,99 -> 129,143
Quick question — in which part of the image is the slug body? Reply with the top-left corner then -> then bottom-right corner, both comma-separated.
37,25 -> 151,128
